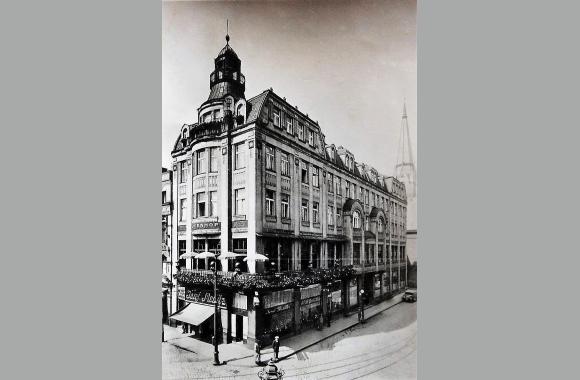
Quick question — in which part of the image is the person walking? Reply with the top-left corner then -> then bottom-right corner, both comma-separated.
254,339 -> 262,365
359,289 -> 366,323
272,336 -> 280,362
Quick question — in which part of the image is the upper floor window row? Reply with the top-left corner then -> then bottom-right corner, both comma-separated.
191,147 -> 219,175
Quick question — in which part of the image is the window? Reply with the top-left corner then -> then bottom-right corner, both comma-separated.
378,218 -> 384,232
351,183 -> 356,198
197,149 -> 206,174
162,191 -> 167,204
182,129 -> 188,140
265,146 -> 275,171
359,187 -> 363,201
179,199 -> 187,222
312,166 -> 320,188
353,243 -> 361,265
236,104 -> 244,121
265,189 -> 275,216
280,152 -> 290,177
178,240 -> 186,259
365,217 -> 369,231
213,109 -> 221,120
335,176 -> 341,195
353,211 -> 361,229
345,180 -> 351,197
209,147 -> 218,172
180,161 -> 187,183
313,202 -> 319,223
235,188 -> 246,215
365,189 -> 370,205
234,143 -> 245,169
281,194 -> 290,219
327,173 -> 334,193
308,129 -> 314,146
301,161 -> 309,184
196,192 -> 206,217
336,207 -> 342,227
273,108 -> 280,126
286,115 -> 293,134
327,205 -> 334,226
298,123 -> 304,140
378,245 -> 384,264
203,112 -> 211,123
301,199 -> 309,222
209,191 -> 217,216
367,245 -> 375,264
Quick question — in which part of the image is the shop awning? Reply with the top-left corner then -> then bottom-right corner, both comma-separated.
169,303 -> 214,326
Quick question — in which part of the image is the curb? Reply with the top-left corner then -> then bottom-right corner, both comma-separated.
279,299 -> 403,361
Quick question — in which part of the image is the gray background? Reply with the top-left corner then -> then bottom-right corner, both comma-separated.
1,1 -> 579,379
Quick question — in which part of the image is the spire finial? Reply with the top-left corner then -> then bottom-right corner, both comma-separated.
225,19 -> 230,44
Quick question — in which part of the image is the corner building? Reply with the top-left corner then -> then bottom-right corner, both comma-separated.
170,36 -> 409,345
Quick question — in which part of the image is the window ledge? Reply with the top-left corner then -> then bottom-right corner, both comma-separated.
281,218 -> 292,224
265,215 -> 277,222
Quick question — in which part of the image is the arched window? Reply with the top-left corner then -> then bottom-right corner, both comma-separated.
353,211 -> 361,229
237,104 -> 244,119
182,128 -> 188,140
378,218 -> 383,232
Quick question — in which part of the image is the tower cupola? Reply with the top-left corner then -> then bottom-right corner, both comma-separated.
208,34 -> 245,101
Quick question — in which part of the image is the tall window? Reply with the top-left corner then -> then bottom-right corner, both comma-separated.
312,166 -> 320,188
353,211 -> 361,229
336,207 -> 342,227
162,191 -> 167,204
298,123 -> 304,140
335,176 -> 341,195
281,194 -> 290,219
265,189 -> 275,216
359,187 -> 363,201
327,173 -> 334,193
180,161 -> 187,183
213,109 -> 221,120
179,199 -> 187,222
308,129 -> 314,146
265,146 -> 275,171
327,205 -> 334,226
235,188 -> 246,215
353,243 -> 361,265
234,143 -> 245,169
378,218 -> 384,232
280,152 -> 290,177
301,199 -> 309,222
209,191 -> 217,216
365,189 -> 369,205
378,245 -> 384,264
313,202 -> 319,223
196,192 -> 206,217
197,149 -> 206,174
345,180 -> 351,197
273,108 -> 280,127
365,217 -> 369,231
286,115 -> 293,134
209,147 -> 218,172
301,161 -> 309,184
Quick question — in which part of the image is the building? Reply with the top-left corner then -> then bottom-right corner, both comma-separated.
168,34 -> 409,345
162,167 -> 175,321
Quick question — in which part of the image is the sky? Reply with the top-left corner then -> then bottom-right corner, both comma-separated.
162,0 -> 416,179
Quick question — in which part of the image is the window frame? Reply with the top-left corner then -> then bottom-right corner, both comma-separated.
281,193 -> 290,219
234,188 -> 246,216
273,107 -> 281,127
301,199 -> 309,222
196,192 -> 207,218
197,149 -> 207,174
234,143 -> 246,170
265,189 -> 276,216
265,145 -> 275,171
209,147 -> 219,173
280,152 -> 290,177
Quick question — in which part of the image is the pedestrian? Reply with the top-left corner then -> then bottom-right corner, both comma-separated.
254,339 -> 261,365
272,336 -> 280,361
359,290 -> 366,323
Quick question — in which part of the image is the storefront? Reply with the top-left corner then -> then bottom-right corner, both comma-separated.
374,274 -> 382,298
262,289 -> 294,342
299,284 -> 322,329
171,287 -> 227,344
230,292 -> 248,343
348,278 -> 358,308
382,272 -> 390,295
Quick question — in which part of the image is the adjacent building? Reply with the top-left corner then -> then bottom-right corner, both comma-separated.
168,35 -> 409,345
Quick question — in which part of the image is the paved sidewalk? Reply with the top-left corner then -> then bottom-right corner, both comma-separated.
163,293 -> 404,367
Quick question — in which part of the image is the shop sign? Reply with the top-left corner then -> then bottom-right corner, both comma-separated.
191,221 -> 221,232
264,303 -> 291,315
301,296 -> 320,307
178,288 -> 227,308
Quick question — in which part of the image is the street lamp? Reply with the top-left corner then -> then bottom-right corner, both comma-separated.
194,251 -> 221,366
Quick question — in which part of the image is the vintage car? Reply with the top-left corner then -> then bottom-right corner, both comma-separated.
402,289 -> 417,302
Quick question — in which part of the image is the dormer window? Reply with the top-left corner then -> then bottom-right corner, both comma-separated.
273,108 -> 280,127
182,129 -> 188,140
308,130 -> 314,146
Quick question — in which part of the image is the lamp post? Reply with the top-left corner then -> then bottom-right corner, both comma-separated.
210,257 -> 220,366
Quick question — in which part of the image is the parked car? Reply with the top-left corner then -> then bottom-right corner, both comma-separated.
402,289 -> 417,302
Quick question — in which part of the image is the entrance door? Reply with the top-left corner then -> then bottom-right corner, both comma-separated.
235,315 -> 243,342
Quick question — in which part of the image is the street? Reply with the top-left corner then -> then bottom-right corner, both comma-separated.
163,301 -> 417,379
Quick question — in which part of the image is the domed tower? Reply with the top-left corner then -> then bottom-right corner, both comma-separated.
198,33 -> 247,125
